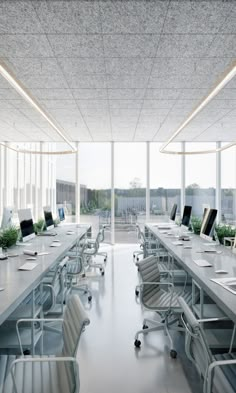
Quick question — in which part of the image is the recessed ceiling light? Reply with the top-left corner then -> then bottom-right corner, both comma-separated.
160,61 -> 236,155
0,61 -> 76,155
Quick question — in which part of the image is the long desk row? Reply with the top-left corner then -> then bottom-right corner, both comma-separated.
0,224 -> 90,326
145,223 -> 236,324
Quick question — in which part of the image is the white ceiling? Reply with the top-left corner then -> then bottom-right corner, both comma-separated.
0,0 -> 235,143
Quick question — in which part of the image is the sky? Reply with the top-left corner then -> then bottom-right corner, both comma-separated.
56,142 -> 236,189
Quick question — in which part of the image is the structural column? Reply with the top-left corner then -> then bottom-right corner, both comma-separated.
181,142 -> 185,217
75,142 -> 80,223
22,151 -> 27,208
38,142 -> 44,218
111,142 -> 115,245
16,151 -> 20,210
3,142 -> 8,207
216,141 -> 221,223
146,142 -> 150,221
34,144 -> 39,220
0,145 -> 3,215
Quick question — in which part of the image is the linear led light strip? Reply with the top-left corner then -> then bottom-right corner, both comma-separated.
0,61 -> 76,155
160,61 -> 236,155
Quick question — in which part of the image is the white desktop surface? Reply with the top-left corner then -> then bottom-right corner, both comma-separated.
0,224 -> 89,325
146,223 -> 236,324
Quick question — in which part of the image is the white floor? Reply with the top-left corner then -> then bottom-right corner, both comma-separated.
76,244 -> 203,393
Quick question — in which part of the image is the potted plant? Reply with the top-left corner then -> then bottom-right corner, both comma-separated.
0,226 -> 19,249
215,224 -> 236,245
191,216 -> 203,235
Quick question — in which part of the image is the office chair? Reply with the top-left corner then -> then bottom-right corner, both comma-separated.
134,255 -> 192,358
179,296 -> 236,393
82,232 -> 105,276
67,246 -> 92,302
133,224 -> 169,262
0,294 -> 90,393
87,227 -> 108,262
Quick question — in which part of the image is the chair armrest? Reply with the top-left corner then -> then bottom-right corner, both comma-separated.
10,357 -> 79,393
16,318 -> 63,355
207,359 -> 236,393
198,317 -> 229,323
138,281 -> 174,287
138,282 -> 174,310
42,283 -> 56,303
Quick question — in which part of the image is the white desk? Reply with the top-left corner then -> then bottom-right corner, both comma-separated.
145,223 -> 236,324
0,224 -> 89,326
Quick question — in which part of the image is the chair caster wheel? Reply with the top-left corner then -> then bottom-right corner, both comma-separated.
142,324 -> 148,330
135,289 -> 139,296
137,258 -> 139,261
23,349 -> 31,355
82,273 -> 86,278
170,350 -> 177,359
104,258 -> 107,262
134,339 -> 141,348
88,296 -> 92,302
101,271 -> 105,276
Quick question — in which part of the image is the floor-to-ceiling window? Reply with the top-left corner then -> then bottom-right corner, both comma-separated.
150,143 -> 181,221
185,143 -> 216,218
221,145 -> 236,224
79,143 -> 111,240
114,143 -> 146,243
56,143 -> 76,222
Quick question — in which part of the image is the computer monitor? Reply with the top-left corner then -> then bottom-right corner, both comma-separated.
43,206 -> 54,231
181,205 -> 192,228
1,207 -> 13,229
170,204 -> 177,222
58,207 -> 65,222
18,208 -> 35,243
200,208 -> 217,242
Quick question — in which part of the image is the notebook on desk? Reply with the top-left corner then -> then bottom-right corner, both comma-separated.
37,232 -> 57,236
18,262 -> 38,271
193,259 -> 212,267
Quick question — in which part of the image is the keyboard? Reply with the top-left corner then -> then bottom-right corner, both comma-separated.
37,232 -> 57,236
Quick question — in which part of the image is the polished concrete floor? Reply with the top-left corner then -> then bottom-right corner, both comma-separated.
77,244 -> 203,393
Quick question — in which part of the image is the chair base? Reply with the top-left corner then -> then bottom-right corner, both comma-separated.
134,315 -> 184,358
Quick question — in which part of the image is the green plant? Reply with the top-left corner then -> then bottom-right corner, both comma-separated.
53,218 -> 60,227
0,226 -> 19,249
191,216 -> 203,235
215,224 -> 236,244
33,218 -> 45,233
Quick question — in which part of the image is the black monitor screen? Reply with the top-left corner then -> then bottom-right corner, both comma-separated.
58,207 -> 65,221
44,209 -> 54,228
18,209 -> 35,239
170,204 -> 177,221
182,205 -> 192,227
201,209 -> 217,237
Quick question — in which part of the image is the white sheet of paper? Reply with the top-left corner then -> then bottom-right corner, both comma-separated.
18,263 -> 38,271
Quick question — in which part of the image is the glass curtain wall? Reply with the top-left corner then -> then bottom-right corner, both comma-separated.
56,143 -> 76,223
114,143 -> 146,243
221,145 -> 236,224
150,143 -> 181,222
79,143 -> 111,241
185,143 -> 216,218
0,142 -> 56,226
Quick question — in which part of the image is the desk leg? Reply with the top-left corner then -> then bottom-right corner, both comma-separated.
31,289 -> 35,355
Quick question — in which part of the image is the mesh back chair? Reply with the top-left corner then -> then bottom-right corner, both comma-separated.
83,232 -> 105,275
0,295 -> 90,393
134,255 -> 191,358
179,296 -> 236,393
133,224 -> 169,263
67,240 -> 92,303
